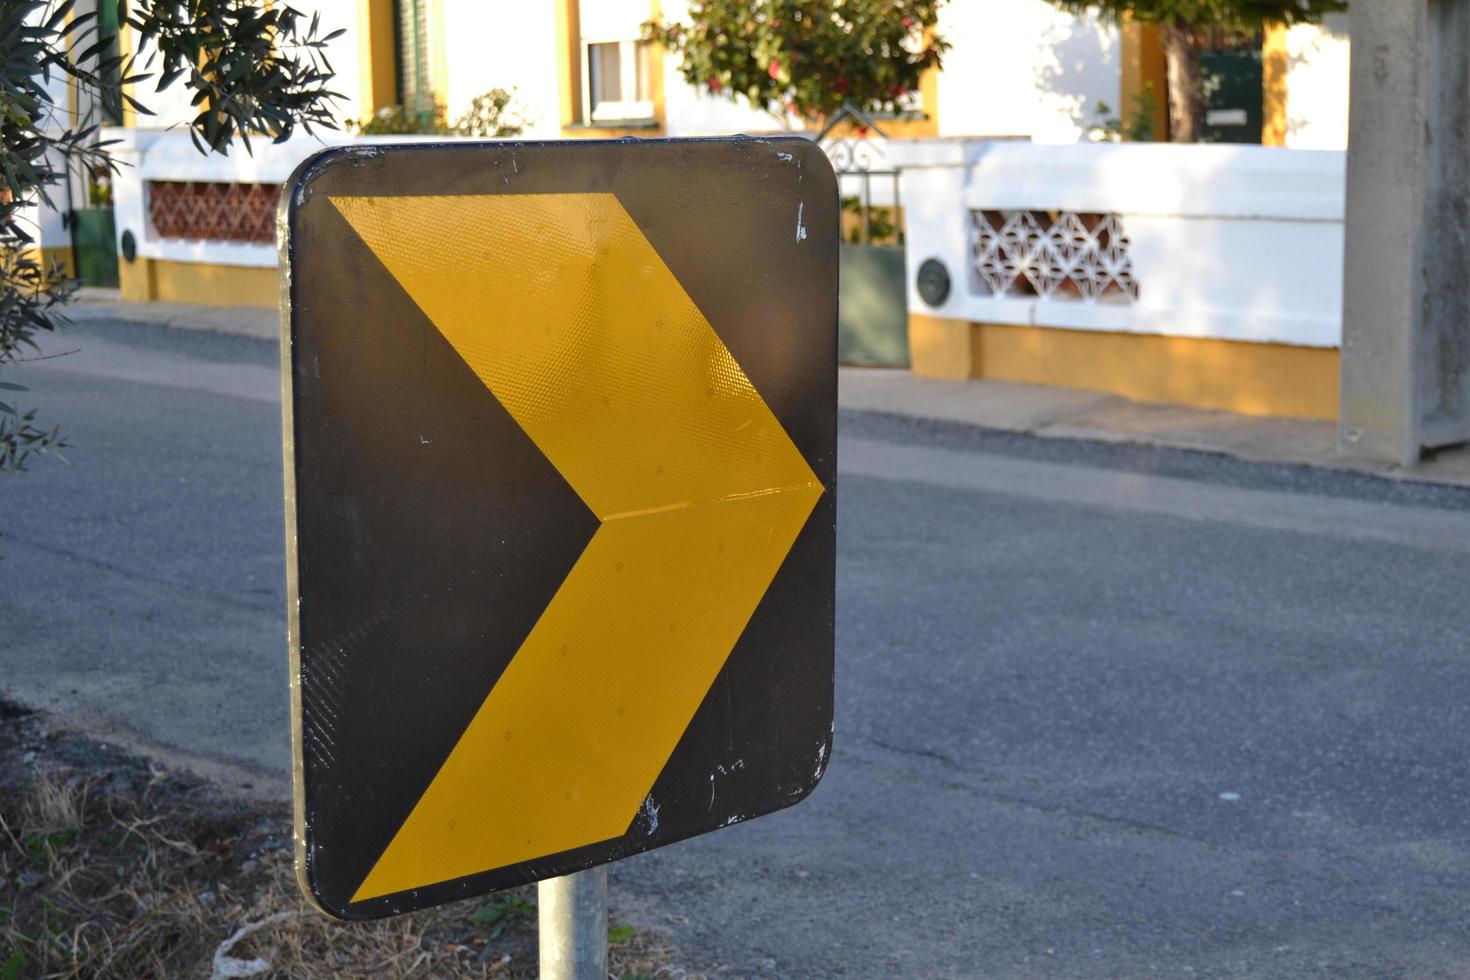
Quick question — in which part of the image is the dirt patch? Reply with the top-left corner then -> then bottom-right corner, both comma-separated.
0,700 -> 703,979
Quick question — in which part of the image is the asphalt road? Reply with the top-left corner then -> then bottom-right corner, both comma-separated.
7,318 -> 1470,978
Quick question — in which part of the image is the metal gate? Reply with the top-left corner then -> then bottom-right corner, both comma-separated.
821,112 -> 908,368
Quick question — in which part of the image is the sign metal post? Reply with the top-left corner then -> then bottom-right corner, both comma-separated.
538,867 -> 607,980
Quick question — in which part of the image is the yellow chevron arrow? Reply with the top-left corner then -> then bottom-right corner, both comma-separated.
330,192 -> 824,902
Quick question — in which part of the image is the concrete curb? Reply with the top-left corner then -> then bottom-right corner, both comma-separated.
68,290 -> 277,342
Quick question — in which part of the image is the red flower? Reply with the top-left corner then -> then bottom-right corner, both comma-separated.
890,84 -> 908,98
768,58 -> 783,80
901,16 -> 914,28
707,75 -> 723,92
835,77 -> 850,94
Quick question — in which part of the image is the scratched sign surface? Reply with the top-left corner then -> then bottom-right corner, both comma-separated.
278,138 -> 837,919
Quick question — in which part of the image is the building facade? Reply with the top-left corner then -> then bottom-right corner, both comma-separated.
19,1 -> 1357,422
22,0 -> 1353,308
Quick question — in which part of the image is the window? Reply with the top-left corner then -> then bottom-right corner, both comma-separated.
578,0 -> 656,124
586,40 -> 655,122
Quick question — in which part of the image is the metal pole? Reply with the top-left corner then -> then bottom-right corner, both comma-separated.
538,866 -> 607,980
862,171 -> 872,245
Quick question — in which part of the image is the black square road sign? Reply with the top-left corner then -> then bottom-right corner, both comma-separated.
279,137 -> 837,919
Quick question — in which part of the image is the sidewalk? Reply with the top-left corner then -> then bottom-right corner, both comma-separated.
840,367 -> 1470,489
70,294 -> 1470,489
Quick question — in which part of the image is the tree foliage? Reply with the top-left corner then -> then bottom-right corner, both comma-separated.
0,0 -> 341,473
0,248 -> 71,472
644,0 -> 949,125
1048,0 -> 1345,29
126,0 -> 343,154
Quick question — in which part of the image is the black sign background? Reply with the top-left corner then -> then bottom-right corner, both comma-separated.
281,137 -> 837,919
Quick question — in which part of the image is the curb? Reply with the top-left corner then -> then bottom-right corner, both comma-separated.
67,291 -> 277,342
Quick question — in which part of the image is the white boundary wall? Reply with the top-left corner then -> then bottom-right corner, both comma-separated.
104,129 -> 449,271
901,141 -> 1346,348
111,132 -> 1349,355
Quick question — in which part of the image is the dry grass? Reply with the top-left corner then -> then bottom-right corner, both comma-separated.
0,704 -> 701,980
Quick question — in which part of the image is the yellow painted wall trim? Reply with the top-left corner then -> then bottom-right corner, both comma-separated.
1119,15 -> 1168,141
25,247 -> 75,279
118,255 -> 153,303
908,313 -> 973,382
63,4 -> 77,128
562,123 -> 666,138
908,315 -> 1340,421
556,0 -> 583,128
357,0 -> 397,117
1261,23 -> 1289,147
648,0 -> 667,129
119,257 -> 276,308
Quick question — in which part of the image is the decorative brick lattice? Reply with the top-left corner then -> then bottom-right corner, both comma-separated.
147,181 -> 280,243
971,210 -> 1139,303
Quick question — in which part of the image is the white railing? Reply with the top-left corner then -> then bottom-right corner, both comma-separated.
901,141 -> 1346,348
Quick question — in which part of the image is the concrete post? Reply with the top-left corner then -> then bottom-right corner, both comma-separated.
1340,1 -> 1470,466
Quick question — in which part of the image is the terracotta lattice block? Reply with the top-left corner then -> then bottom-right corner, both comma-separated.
148,181 -> 280,243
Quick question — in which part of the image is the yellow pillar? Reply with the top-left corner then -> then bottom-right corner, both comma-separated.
556,0 -> 583,128
1119,17 -> 1168,141
1261,23 -> 1289,147
357,0 -> 398,118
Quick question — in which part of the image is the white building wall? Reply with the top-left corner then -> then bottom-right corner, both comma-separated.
1284,13 -> 1350,151
441,1 -> 562,137
663,66 -> 801,136
935,0 -> 1119,142
25,5 -> 85,250
15,162 -> 70,254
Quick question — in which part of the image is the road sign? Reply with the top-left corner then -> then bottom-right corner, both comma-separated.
279,137 -> 837,919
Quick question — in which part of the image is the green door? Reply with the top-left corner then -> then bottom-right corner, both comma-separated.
839,244 -> 909,367
1200,49 -> 1264,144
71,208 -> 119,288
